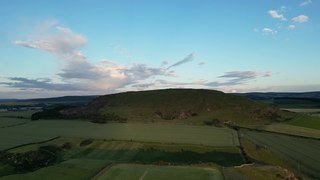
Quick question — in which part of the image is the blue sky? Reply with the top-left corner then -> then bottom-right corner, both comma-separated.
0,0 -> 319,98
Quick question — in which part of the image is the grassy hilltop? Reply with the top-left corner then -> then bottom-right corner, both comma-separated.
55,89 -> 285,125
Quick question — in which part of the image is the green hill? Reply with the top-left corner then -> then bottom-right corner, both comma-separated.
57,89 -> 285,125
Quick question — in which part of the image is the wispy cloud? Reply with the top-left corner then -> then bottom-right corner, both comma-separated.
287,25 -> 296,30
206,71 -> 271,88
268,9 -> 286,21
167,53 -> 194,69
292,15 -> 309,23
262,28 -> 277,35
300,0 -> 312,6
0,77 -> 83,91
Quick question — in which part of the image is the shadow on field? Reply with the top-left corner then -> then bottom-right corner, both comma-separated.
71,148 -> 246,167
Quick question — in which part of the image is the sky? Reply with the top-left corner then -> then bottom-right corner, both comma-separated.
0,0 -> 320,99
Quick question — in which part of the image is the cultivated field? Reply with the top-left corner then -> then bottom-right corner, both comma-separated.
0,110 -> 38,118
241,130 -> 320,178
286,114 -> 320,130
0,120 -> 239,151
95,164 -> 223,180
0,117 -> 29,128
262,123 -> 320,138
1,138 -> 244,179
1,158 -> 109,180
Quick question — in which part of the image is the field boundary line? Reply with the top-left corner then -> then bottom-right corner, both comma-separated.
0,121 -> 29,128
2,136 -> 60,152
90,163 -> 114,180
233,125 -> 320,140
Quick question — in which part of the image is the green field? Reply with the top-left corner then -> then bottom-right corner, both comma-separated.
95,164 -> 223,180
1,158 -> 109,180
1,138 -> 244,179
0,117 -> 29,128
241,130 -> 320,178
263,123 -> 320,138
0,110 -> 38,119
286,114 -> 320,130
0,120 -> 239,151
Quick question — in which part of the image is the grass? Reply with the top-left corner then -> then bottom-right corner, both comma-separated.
96,164 -> 223,180
286,113 -> 320,130
0,159 -> 109,180
241,129 -> 320,178
0,117 -> 29,128
0,120 -> 239,151
1,138 -> 244,179
224,165 -> 296,180
66,139 -> 245,166
262,123 -> 320,138
0,110 -> 38,119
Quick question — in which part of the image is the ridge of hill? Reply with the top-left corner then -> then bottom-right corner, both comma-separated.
54,89 -> 286,125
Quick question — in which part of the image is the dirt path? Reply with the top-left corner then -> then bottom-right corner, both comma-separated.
139,169 -> 149,180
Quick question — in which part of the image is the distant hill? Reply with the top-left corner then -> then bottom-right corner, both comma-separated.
21,96 -> 97,105
239,92 -> 320,108
0,96 -> 97,106
51,89 -> 286,125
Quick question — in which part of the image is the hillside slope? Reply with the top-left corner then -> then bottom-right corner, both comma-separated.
59,89 -> 285,125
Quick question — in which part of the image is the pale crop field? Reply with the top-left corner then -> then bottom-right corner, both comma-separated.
0,120 -> 239,150
282,108 -> 320,113
96,164 -> 223,180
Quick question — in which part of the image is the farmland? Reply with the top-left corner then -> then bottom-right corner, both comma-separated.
0,110 -> 38,119
95,164 -> 223,180
1,89 -> 320,179
286,113 -> 320,130
0,117 -> 29,128
262,123 -> 320,138
0,110 -> 35,128
1,138 -> 244,179
240,129 -> 320,178
0,120 -> 239,151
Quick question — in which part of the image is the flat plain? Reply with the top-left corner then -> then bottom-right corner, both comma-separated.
95,164 -> 223,180
0,120 -> 239,151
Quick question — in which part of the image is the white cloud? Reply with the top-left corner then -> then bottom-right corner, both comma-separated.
14,25 -> 87,61
292,15 -> 309,23
11,20 -> 183,93
262,28 -> 277,35
300,0 -> 312,6
287,25 -> 296,30
268,10 -> 286,21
